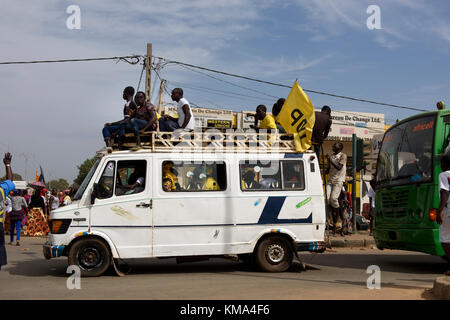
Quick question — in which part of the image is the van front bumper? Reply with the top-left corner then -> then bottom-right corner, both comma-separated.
296,241 -> 326,253
43,242 -> 66,259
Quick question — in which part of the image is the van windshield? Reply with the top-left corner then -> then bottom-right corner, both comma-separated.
73,159 -> 100,201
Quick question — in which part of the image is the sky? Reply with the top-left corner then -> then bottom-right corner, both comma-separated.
1,0 -> 449,184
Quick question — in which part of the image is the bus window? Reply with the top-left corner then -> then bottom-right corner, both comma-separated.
281,161 -> 305,190
97,161 -> 115,199
162,161 -> 227,192
115,160 -> 147,196
240,160 -> 281,191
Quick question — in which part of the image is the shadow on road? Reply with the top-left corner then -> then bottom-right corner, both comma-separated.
298,252 -> 449,275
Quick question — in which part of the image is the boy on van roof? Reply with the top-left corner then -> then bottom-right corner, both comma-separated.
102,86 -> 137,150
251,105 -> 277,131
117,91 -> 157,148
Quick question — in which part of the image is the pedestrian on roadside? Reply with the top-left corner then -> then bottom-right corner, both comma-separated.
326,142 -> 347,236
436,154 -> 450,275
311,105 -> 332,159
48,188 -> 59,213
368,175 -> 376,236
8,190 -> 27,246
61,189 -> 72,207
0,153 -> 16,270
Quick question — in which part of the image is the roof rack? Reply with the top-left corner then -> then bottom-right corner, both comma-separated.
111,130 -> 307,153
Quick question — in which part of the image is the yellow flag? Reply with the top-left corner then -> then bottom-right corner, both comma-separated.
276,81 -> 315,152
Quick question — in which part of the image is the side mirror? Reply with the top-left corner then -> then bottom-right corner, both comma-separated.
91,183 -> 98,205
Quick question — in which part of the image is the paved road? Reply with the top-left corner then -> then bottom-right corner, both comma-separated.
0,237 -> 448,300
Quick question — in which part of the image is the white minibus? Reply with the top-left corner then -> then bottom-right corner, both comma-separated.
44,134 -> 326,276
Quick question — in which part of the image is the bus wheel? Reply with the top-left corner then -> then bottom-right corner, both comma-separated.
68,238 -> 111,277
255,236 -> 293,272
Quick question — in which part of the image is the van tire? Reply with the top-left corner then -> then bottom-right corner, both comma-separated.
68,238 -> 111,277
255,236 -> 293,272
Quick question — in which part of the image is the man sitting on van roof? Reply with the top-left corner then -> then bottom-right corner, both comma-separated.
117,91 -> 157,149
251,105 -> 277,131
102,86 -> 137,150
159,88 -> 195,132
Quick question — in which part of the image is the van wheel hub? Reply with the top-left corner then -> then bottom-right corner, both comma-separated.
266,244 -> 285,263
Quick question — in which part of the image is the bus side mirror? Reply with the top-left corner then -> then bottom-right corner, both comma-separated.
91,183 -> 98,205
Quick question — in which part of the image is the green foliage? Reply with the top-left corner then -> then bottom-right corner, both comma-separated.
74,157 -> 97,186
0,173 -> 23,181
47,178 -> 70,191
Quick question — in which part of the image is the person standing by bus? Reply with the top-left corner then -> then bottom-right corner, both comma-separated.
368,175 -> 376,236
1,153 -> 16,270
437,154 -> 450,272
326,142 -> 347,236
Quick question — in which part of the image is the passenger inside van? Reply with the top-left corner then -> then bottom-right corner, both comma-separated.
241,169 -> 261,190
116,166 -> 146,195
162,178 -> 173,192
283,162 -> 305,189
162,161 -> 179,191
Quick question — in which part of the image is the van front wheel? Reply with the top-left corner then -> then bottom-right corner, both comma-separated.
68,238 -> 111,277
255,236 -> 293,272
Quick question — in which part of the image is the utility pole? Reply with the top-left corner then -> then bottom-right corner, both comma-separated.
157,79 -> 166,115
145,43 -> 152,103
352,133 -> 358,233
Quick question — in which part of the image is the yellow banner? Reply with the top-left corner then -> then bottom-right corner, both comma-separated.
276,81 -> 315,152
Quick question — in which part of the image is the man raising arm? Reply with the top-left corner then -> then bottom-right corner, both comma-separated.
1,153 -> 16,270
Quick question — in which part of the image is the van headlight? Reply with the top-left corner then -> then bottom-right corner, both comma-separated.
49,219 -> 72,234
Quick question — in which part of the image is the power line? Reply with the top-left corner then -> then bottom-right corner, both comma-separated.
0,53 -> 429,112
154,55 -> 428,112
0,55 -> 143,65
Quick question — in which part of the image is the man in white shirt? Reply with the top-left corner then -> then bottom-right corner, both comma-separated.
158,88 -> 195,132
326,142 -> 347,236
437,154 -> 450,274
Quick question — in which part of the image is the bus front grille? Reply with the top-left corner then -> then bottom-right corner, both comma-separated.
381,190 -> 409,208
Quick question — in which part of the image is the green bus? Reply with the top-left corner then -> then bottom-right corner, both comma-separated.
375,109 -> 449,259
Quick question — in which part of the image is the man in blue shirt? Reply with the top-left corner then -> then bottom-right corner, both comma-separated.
1,152 -> 15,270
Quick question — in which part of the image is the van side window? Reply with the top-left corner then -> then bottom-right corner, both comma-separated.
115,160 -> 147,196
97,161 -> 115,199
240,160 -> 281,191
162,161 -> 227,192
281,160 -> 305,190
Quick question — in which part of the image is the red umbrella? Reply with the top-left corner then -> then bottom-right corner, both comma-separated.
29,181 -> 46,189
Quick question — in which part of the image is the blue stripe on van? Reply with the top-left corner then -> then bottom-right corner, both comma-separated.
258,196 -> 312,224
284,154 -> 303,158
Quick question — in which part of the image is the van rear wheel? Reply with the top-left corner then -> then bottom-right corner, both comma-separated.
68,238 -> 111,277
255,236 -> 293,272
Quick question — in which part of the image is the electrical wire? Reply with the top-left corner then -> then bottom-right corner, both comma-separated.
0,55 -> 143,65
0,53 -> 428,112
154,55 -> 428,112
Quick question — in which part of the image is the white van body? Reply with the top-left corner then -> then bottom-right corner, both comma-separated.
44,149 -> 326,276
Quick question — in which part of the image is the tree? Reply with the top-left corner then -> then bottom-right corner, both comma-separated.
74,157 -> 97,186
1,173 -> 23,181
47,178 -> 70,191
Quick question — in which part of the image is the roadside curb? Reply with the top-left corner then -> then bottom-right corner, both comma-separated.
432,276 -> 450,299
329,238 -> 376,248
